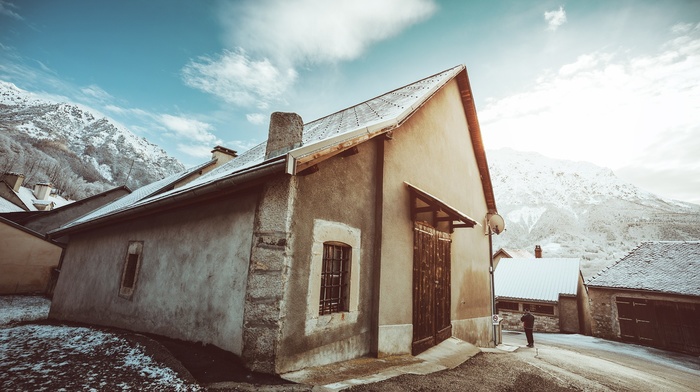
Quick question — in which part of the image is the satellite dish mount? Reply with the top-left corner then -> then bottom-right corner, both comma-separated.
487,213 -> 505,235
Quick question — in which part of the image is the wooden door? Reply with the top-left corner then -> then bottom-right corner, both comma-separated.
412,222 -> 452,355
616,297 -> 655,344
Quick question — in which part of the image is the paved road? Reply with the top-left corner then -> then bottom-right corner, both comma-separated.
501,330 -> 700,391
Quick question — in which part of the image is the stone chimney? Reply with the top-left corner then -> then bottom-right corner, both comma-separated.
34,182 -> 53,200
211,145 -> 238,164
535,245 -> 542,258
265,112 -> 303,160
2,172 -> 25,192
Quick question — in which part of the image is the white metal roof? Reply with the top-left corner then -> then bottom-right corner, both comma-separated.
587,241 -> 700,297
54,65 -> 467,234
495,258 -> 581,302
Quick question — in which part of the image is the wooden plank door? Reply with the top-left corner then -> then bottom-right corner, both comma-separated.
616,297 -> 656,344
412,222 -> 452,355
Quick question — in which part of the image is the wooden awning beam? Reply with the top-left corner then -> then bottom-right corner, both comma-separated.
406,182 -> 480,229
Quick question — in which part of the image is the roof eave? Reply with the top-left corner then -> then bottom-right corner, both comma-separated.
456,68 -> 498,214
49,158 -> 286,239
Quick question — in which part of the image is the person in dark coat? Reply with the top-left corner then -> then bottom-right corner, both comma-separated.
521,308 -> 535,347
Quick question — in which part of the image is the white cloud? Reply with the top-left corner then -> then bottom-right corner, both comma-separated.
182,49 -> 297,109
176,143 -> 213,159
81,84 -> 113,102
0,0 -> 22,20
159,114 -> 220,145
480,28 -> 700,202
220,0 -> 437,66
544,6 -> 567,31
246,113 -> 266,125
183,0 -> 436,109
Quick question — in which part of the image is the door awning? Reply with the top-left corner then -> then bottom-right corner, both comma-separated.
406,182 -> 480,231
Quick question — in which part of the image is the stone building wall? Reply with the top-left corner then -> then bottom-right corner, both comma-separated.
498,310 -> 560,333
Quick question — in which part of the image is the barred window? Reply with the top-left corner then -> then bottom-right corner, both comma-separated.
319,242 -> 351,315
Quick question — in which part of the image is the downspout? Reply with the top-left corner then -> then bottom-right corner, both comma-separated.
489,226 -> 497,347
370,136 -> 385,356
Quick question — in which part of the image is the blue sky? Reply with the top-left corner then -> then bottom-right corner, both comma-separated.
1,0 -> 699,203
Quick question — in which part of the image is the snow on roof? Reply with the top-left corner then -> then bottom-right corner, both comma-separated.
587,241 -> 700,297
54,65 -> 466,233
0,196 -> 23,212
8,186 -> 72,211
495,258 -> 581,302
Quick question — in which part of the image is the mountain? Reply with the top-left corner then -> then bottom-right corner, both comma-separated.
488,148 -> 700,279
0,81 -> 184,199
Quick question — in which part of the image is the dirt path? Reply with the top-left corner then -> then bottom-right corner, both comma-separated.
346,332 -> 700,392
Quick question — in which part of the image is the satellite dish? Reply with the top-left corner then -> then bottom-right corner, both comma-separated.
487,214 -> 505,235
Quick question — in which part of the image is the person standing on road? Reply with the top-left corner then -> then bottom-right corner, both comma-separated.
521,308 -> 535,347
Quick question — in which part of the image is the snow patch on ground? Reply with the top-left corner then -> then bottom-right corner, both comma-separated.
0,296 -> 202,391
0,296 -> 50,326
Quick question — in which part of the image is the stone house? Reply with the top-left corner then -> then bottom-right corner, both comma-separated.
48,65 -> 500,375
494,257 -> 591,334
587,241 -> 700,355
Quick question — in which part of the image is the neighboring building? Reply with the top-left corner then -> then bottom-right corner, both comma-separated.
0,216 -> 64,294
0,186 -> 131,237
492,247 -> 534,269
48,65 -> 499,375
0,186 -> 131,295
0,173 -> 72,212
0,146 -> 236,296
587,241 -> 700,355
495,257 -> 591,334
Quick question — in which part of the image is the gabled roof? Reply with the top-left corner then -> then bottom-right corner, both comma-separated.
51,65 -> 497,237
494,248 -> 534,259
495,258 -> 581,302
587,241 -> 700,297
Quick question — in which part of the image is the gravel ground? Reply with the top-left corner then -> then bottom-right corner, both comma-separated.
345,351 -> 581,392
3,296 -> 696,391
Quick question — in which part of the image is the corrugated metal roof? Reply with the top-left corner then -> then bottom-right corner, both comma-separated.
53,65 -> 467,234
58,159 -> 217,230
587,241 -> 700,297
495,258 -> 580,302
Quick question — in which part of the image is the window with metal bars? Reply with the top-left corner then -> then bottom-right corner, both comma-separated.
319,242 -> 351,315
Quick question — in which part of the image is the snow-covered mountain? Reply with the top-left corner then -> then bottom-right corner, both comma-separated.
0,81 -> 184,199
488,148 -> 700,279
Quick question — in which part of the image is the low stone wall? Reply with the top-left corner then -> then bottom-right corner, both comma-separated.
499,311 -> 560,333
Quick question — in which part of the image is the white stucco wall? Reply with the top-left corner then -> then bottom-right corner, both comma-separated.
50,191 -> 259,355
0,222 -> 62,294
378,78 -> 493,354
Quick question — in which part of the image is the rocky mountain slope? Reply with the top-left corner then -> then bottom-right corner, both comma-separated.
488,148 -> 700,278
0,81 -> 184,199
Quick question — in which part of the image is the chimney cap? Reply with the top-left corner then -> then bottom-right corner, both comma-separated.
211,145 -> 238,156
